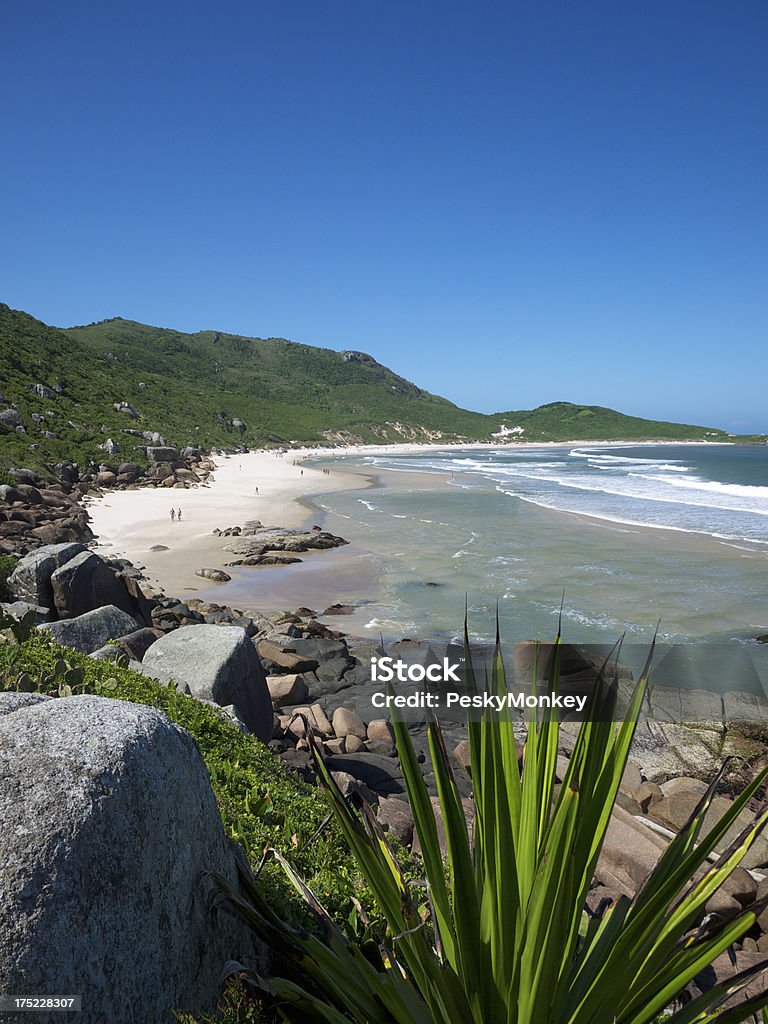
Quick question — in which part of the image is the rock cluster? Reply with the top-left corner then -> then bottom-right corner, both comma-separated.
0,471 -> 93,555
220,524 -> 349,567
3,543 -> 152,650
0,448 -> 214,558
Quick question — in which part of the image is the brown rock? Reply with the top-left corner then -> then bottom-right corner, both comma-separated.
367,719 -> 394,743
453,740 -> 472,776
723,866 -> 757,907
330,771 -> 376,804
332,708 -> 367,740
266,674 -> 309,707
255,639 -> 319,673
597,805 -> 668,894
691,950 -> 768,1005
376,796 -> 414,846
366,739 -> 396,757
634,781 -> 663,813
704,889 -> 742,920
648,777 -> 708,831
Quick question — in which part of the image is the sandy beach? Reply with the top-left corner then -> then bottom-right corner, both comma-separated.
85,438 -> 745,615
85,447 -> 366,596
85,442 -> 476,600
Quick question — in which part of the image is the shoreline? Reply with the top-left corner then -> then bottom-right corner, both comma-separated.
86,448 -> 372,597
85,438 -> 760,613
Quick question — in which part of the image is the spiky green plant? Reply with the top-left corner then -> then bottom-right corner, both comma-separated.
218,627 -> 768,1023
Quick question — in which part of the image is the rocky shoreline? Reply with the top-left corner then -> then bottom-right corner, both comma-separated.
3,462 -> 768,1015
0,447 -> 215,557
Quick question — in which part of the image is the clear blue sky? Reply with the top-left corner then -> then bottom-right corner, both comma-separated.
3,1 -> 766,432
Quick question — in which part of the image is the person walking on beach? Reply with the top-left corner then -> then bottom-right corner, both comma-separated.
170,508 -> 175,522
177,508 -> 182,522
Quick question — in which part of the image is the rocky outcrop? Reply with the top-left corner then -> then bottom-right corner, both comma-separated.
223,525 -> 348,557
0,453 -> 215,559
0,694 -> 258,1023
51,550 -> 138,619
37,605 -> 142,654
141,625 -> 273,742
6,544 -> 154,634
7,542 -> 87,608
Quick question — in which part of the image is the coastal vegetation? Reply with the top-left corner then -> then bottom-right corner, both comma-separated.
0,302 -> 745,481
0,633 -> 381,928
219,632 -> 768,1023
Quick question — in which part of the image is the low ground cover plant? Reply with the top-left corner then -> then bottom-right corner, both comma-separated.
0,633 -> 374,926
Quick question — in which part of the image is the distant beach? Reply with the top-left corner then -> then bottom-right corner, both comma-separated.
85,442 -> 768,659
85,442 -> 472,605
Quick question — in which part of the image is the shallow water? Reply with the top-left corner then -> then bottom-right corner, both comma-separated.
306,444 -> 768,655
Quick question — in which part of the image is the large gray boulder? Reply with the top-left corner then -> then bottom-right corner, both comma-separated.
142,625 -> 273,742
7,543 -> 86,608
38,605 -> 142,654
50,550 -> 136,619
0,692 -> 50,716
0,694 -> 258,1023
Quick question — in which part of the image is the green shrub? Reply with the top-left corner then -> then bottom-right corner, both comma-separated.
222,631 -> 768,1024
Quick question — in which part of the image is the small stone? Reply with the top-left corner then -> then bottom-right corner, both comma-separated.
332,707 -> 367,740
366,739 -> 396,757
453,740 -> 472,775
367,719 -> 394,743
266,674 -> 309,707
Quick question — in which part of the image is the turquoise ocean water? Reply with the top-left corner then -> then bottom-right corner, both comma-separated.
308,444 -> 768,653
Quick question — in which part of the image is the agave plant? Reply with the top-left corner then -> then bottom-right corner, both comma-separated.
218,626 -> 768,1023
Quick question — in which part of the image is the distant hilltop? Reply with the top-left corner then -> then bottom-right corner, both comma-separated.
0,302 -> 757,477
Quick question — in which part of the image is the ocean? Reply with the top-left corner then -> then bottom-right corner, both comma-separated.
308,444 -> 768,658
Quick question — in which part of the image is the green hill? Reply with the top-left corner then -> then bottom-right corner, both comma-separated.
0,302 -> 737,477
496,401 -> 730,443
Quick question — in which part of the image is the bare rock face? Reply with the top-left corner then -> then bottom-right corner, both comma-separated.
141,624 -> 273,741
50,550 -> 136,619
37,605 -> 143,654
146,446 -> 179,463
7,542 -> 87,608
0,694 -> 258,1023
